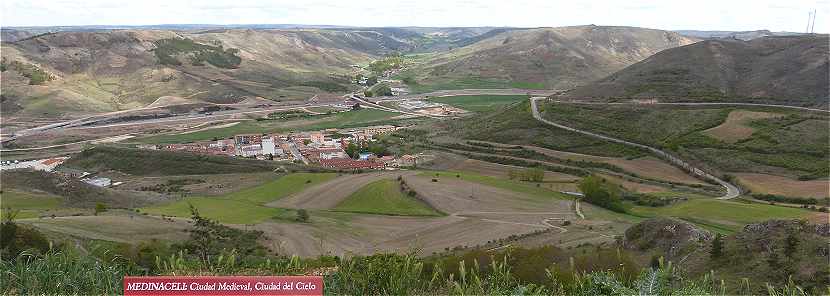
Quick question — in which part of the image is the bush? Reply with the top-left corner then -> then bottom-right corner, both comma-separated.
296,209 -> 309,223
578,175 -> 626,213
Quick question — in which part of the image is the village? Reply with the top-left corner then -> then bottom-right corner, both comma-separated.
137,124 -> 422,170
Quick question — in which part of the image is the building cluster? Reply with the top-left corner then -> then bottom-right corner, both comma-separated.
141,125 -> 421,170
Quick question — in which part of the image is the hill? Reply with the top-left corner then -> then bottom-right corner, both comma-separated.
406,25 -> 698,91
564,35 -> 830,107
0,28 -> 412,118
675,29 -> 805,40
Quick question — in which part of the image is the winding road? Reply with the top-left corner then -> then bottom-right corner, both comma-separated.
530,97 -> 741,200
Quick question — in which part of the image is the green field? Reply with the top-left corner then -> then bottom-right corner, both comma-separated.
333,179 -> 442,216
629,198 -> 811,233
227,173 -> 337,204
0,190 -> 64,219
420,171 -> 570,202
142,197 -> 290,224
142,173 -> 336,223
136,108 -> 401,144
429,95 -> 529,112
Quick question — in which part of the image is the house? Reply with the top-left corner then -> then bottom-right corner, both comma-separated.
358,152 -> 376,160
239,144 -> 262,157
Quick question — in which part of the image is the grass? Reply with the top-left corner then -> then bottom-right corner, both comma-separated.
420,171 -> 570,202
141,173 -> 336,223
136,108 -> 401,144
429,95 -> 530,112
537,103 -> 829,179
629,198 -> 811,233
333,180 -> 442,216
141,197 -> 289,224
226,173 -> 338,204
0,190 -> 64,220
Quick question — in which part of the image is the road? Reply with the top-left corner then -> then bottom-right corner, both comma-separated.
530,97 -> 741,200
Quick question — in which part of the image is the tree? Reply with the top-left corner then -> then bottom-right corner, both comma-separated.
296,209 -> 309,223
578,175 -> 625,213
522,167 -> 544,182
710,233 -> 724,259
363,90 -> 374,97
94,203 -> 107,216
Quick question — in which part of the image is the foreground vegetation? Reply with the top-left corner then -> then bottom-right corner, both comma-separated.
1,210 -> 824,295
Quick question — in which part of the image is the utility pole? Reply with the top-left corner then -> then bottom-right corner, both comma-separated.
811,9 -> 817,34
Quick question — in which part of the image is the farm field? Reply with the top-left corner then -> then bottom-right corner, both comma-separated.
270,171 -> 412,209
429,95 -> 529,112
139,173 -> 338,223
525,146 -> 705,185
629,199 -> 815,233
333,179 -> 443,216
0,190 -> 65,219
141,197 -> 291,224
448,158 -> 580,182
19,214 -> 190,244
227,173 -> 338,204
703,110 -> 783,142
734,173 -> 829,198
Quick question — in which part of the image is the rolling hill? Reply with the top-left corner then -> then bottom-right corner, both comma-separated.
564,35 -> 830,107
406,25 -> 698,91
0,28 -> 417,118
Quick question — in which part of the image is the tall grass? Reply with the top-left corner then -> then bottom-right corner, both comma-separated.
0,250 -> 815,296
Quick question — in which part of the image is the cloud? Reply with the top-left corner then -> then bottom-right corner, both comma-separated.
1,0 -> 826,33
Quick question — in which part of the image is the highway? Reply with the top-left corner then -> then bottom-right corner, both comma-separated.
530,97 -> 741,199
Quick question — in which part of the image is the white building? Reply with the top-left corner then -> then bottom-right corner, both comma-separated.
262,137 -> 277,155
240,144 -> 262,157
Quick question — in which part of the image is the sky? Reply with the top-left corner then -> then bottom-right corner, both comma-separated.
2,0 -> 828,33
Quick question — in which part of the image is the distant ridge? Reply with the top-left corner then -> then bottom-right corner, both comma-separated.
564,35 -> 830,107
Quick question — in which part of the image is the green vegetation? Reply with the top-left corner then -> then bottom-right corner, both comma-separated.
430,95 -> 530,112
142,173 -> 335,223
452,101 -> 647,158
366,83 -> 393,97
62,146 -> 278,176
153,38 -> 241,69
334,180 -> 442,216
226,173 -> 337,204
368,54 -> 404,75
421,171 -> 569,202
2,58 -> 53,85
142,197 -> 288,224
629,199 -> 810,233
507,167 -> 545,182
579,175 -> 626,213
298,80 -> 348,92
539,104 -> 830,179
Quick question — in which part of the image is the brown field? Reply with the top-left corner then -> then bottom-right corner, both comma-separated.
735,173 -> 829,198
526,145 -> 705,185
20,214 -> 189,244
703,110 -> 783,143
112,172 -> 278,196
252,173 -> 619,257
596,173 -> 668,193
449,159 -> 581,182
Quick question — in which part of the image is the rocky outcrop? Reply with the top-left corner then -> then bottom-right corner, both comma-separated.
623,218 -> 713,258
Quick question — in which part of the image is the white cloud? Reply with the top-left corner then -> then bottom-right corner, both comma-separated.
1,0 -> 827,33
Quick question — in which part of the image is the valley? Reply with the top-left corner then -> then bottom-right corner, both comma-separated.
1,23 -> 827,295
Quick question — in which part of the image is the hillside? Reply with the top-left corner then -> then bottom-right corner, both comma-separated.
406,25 -> 698,91
564,35 -> 830,107
0,29 -> 406,118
